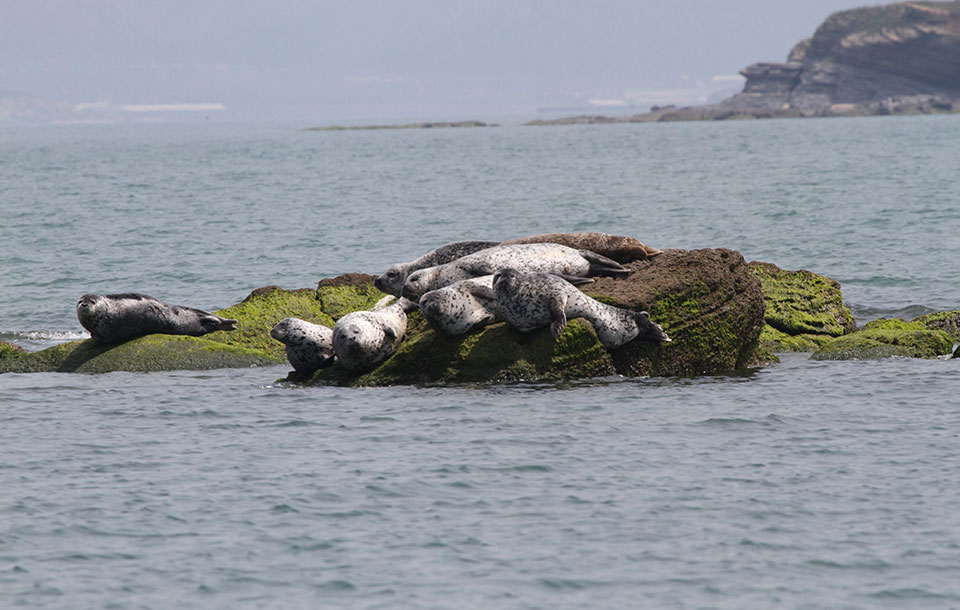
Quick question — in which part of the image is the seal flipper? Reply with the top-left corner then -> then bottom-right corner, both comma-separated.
634,311 -> 671,343
579,249 -> 632,277
548,295 -> 567,338
553,274 -> 595,287
200,314 -> 238,333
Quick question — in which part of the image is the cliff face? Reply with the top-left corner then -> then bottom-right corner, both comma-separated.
725,1 -> 960,114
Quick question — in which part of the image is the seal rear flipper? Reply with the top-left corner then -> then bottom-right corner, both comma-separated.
548,297 -> 567,338
201,315 -> 238,333
553,274 -> 595,287
579,249 -> 632,277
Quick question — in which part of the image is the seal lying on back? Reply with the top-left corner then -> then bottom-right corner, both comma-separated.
76,293 -> 238,344
270,318 -> 335,375
501,232 -> 662,263
401,243 -> 631,301
374,240 -> 499,296
333,296 -> 419,373
420,274 -> 595,336
491,268 -> 671,348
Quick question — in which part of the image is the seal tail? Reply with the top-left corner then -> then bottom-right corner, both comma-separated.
579,249 -> 632,277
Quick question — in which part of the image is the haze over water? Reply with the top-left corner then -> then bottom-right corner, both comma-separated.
2,115 -> 960,608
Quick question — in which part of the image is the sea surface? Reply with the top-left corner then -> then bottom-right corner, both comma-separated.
2,116 -> 960,609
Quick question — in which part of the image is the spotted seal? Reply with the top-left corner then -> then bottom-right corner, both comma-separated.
491,268 -> 671,348
419,274 -> 596,336
333,296 -> 419,373
76,293 -> 238,344
501,232 -> 662,263
373,240 -> 499,296
401,243 -> 630,302
270,318 -> 335,375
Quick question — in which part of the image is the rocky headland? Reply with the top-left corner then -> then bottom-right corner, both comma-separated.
530,1 -> 960,125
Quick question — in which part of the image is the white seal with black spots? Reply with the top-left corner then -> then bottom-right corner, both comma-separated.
491,268 -> 671,348
332,296 -> 419,373
401,243 -> 630,302
420,274 -> 596,336
270,317 -> 335,375
76,293 -> 238,344
373,240 -> 499,296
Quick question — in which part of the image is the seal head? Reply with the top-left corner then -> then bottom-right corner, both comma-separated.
270,317 -> 335,375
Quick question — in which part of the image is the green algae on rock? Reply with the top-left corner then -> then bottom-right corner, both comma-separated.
913,310 -> 960,343
0,285 -> 336,374
210,285 -> 334,360
811,318 -> 954,361
0,335 -> 279,374
749,262 -> 855,352
302,248 -> 771,386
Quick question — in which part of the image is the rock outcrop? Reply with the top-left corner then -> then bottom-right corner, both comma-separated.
309,248 -> 771,386
723,1 -> 960,117
749,262 -> 857,351
529,1 -> 960,125
812,317 -> 954,360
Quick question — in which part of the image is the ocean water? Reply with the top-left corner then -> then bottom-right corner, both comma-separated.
2,116 -> 960,609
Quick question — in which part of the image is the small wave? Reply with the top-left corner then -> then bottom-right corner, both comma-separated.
848,303 -> 938,324
0,329 -> 87,343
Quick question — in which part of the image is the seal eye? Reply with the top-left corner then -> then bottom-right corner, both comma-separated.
387,270 -> 398,279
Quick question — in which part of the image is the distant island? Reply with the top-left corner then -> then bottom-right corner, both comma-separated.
302,120 -> 495,131
531,0 -> 960,125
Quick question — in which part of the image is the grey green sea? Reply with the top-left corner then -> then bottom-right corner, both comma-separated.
2,115 -> 960,609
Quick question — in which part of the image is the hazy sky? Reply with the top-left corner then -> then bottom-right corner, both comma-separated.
1,0 -> 880,121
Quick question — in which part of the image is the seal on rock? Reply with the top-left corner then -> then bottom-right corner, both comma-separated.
374,240 -> 499,296
333,296 -> 419,373
76,293 -> 238,344
401,243 -> 631,301
270,317 -> 335,375
501,232 -> 662,263
491,268 -> 671,348
420,274 -> 596,336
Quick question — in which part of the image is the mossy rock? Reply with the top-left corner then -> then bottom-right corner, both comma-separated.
759,324 -> 835,352
310,318 -> 616,386
1,285 -> 334,374
1,340 -> 27,360
913,310 -> 960,343
811,318 -> 953,360
301,248 -> 771,386
749,262 -> 856,351
210,285 -> 334,360
0,335 -> 279,374
315,274 -> 386,320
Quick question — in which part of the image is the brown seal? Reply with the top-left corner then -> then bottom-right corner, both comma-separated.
501,232 -> 662,263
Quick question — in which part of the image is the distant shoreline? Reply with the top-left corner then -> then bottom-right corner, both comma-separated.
302,120 -> 496,132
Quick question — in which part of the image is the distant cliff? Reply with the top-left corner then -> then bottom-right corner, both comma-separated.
532,1 -> 960,125
725,0 -> 960,116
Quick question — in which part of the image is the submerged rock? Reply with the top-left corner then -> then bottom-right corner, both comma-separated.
749,262 -> 856,352
308,248 -> 770,386
811,318 -> 954,360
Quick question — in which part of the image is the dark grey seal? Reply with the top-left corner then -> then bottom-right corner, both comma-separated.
270,317 -> 335,375
491,268 -> 671,348
333,296 -> 419,373
401,243 -> 630,302
420,274 -> 595,336
373,240 -> 499,296
76,293 -> 238,344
